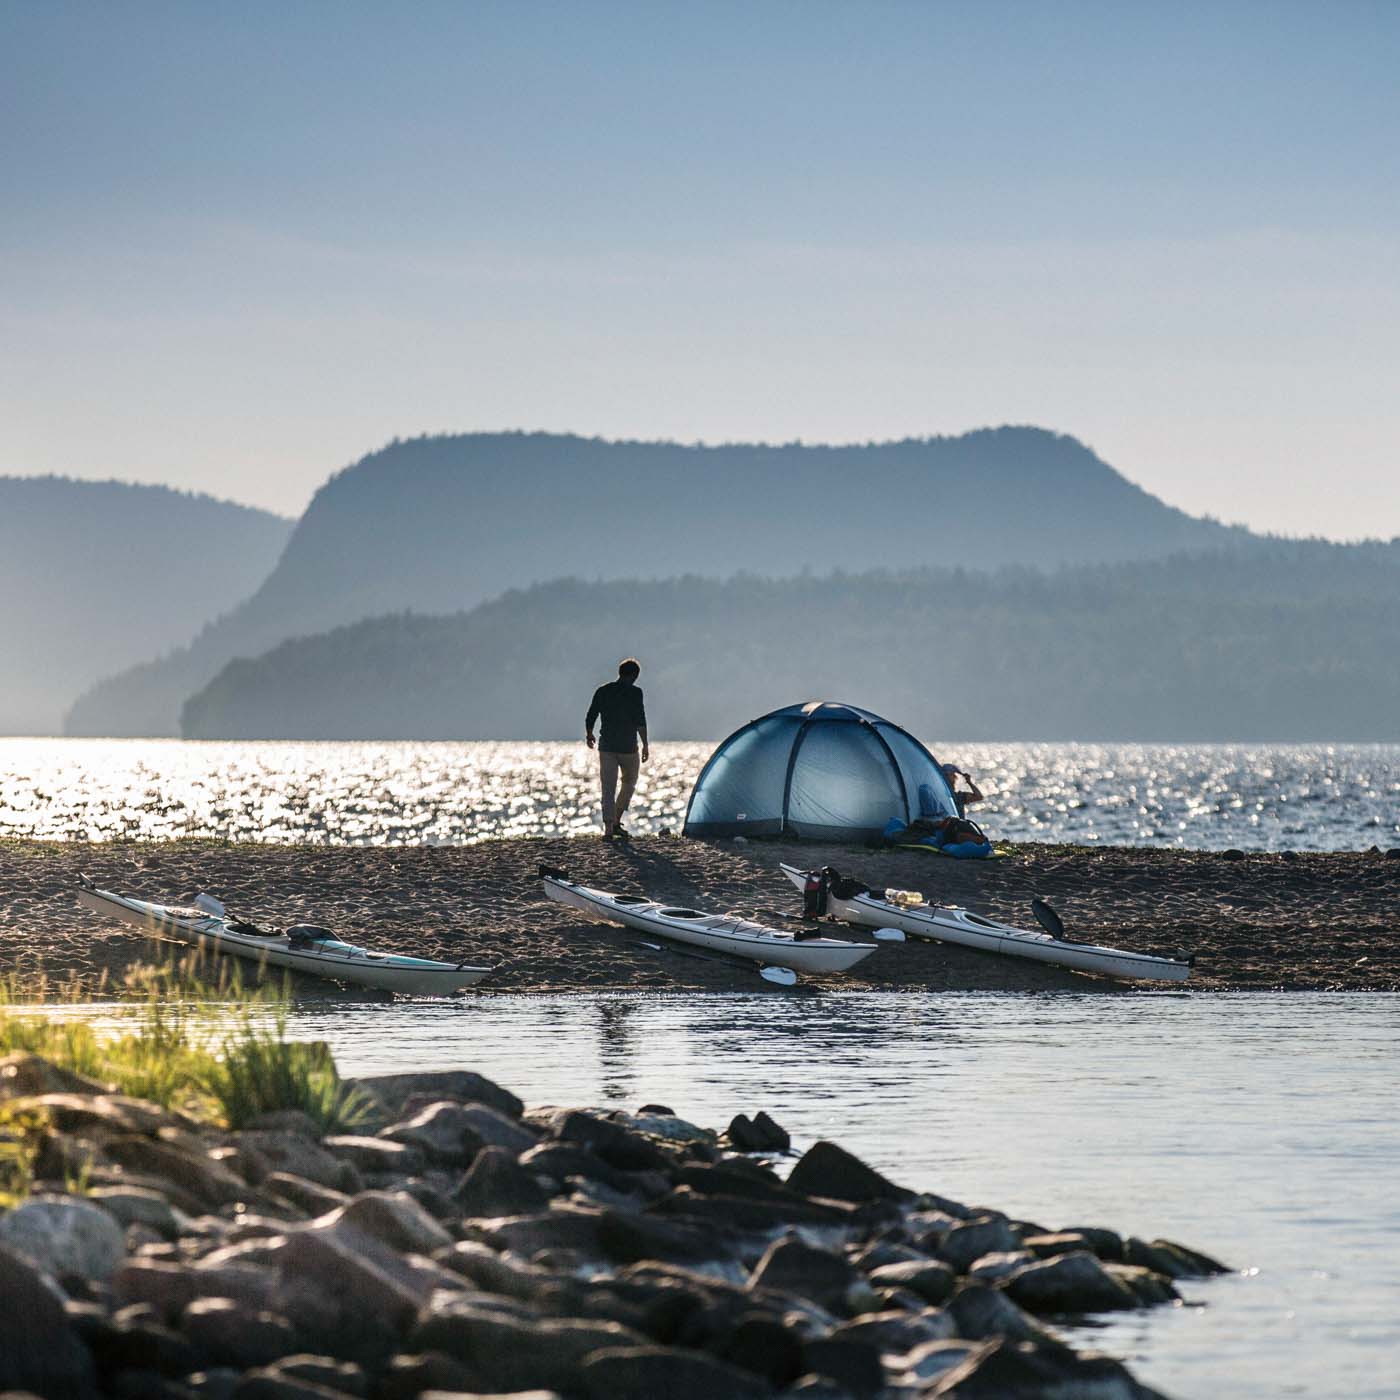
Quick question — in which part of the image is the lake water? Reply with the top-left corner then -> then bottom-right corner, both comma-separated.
2,738 -> 1397,851
55,989 -> 1400,1398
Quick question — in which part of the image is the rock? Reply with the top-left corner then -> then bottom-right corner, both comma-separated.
373,1349 -> 482,1400
726,1110 -> 791,1153
786,1141 -> 911,1205
321,1136 -> 425,1177
749,1237 -> 856,1312
718,1313 -> 806,1386
968,1249 -> 1035,1282
88,1186 -> 181,1239
945,1285 -> 1055,1345
262,1173 -> 350,1218
0,1195 -> 127,1282
579,1344 -> 768,1400
24,1091 -> 188,1137
185,1367 -> 243,1399
596,1208 -> 730,1267
0,1052 -> 108,1099
831,1307 -> 956,1354
336,1192 -> 455,1255
1221,848 -> 1246,860
114,1258 -> 279,1321
866,1260 -> 956,1305
927,1337 -> 1160,1396
244,1110 -> 323,1137
85,1309 -> 202,1379
800,1336 -> 885,1397
435,1240 -> 557,1301
410,1299 -> 649,1392
180,1297 -> 300,1370
1057,1225 -> 1124,1261
935,1215 -> 1022,1272
1107,1263 -> 1180,1306
352,1070 -> 524,1122
273,1227 -> 423,1360
0,1243 -> 98,1398
552,1111 -> 669,1171
382,1101 -> 536,1165
257,1355 -> 366,1397
518,1141 -> 657,1197
1122,1236 -> 1228,1277
895,1338 -> 983,1385
1001,1251 -> 1141,1314
104,1135 -> 252,1209
229,1371 -> 359,1399
1020,1231 -> 1092,1260
454,1144 -> 551,1217
235,1132 -> 363,1193
613,1110 -> 715,1146
473,1207 -> 607,1262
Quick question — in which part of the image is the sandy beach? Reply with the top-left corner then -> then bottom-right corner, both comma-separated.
2,836 -> 1396,994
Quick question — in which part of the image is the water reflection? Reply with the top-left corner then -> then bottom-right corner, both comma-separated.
1,738 -> 1396,850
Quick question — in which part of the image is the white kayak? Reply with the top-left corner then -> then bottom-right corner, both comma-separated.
540,867 -> 878,975
781,865 -> 1192,983
76,881 -> 491,996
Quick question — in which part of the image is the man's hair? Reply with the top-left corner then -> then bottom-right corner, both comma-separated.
617,657 -> 641,679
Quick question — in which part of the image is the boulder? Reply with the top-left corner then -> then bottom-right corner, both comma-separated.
473,1207 -> 607,1262
552,1110 -> 670,1171
800,1335 -> 886,1397
256,1354 -> 367,1397
968,1249 -> 1035,1282
84,1305 -> 202,1379
351,1070 -> 524,1121
262,1172 -> 350,1219
613,1110 -> 716,1146
333,1192 -> 454,1254
1057,1225 -> 1124,1261
726,1110 -> 791,1152
381,1101 -> 536,1165
1001,1251 -> 1141,1314
88,1186 -> 181,1239
935,1215 -> 1022,1272
229,1371 -> 362,1399
831,1307 -> 956,1354
786,1141 -> 911,1205
24,1091 -> 188,1137
0,1243 -> 98,1398
866,1260 -> 956,1305
410,1299 -> 649,1392
0,1195 -> 127,1282
0,1051 -> 108,1099
1122,1236 -> 1228,1278
321,1135 -> 425,1177
894,1338 -> 984,1385
103,1135 -> 252,1209
1021,1231 -> 1093,1260
234,1132 -> 362,1193
579,1344 -> 768,1400
927,1336 -> 1161,1397
113,1258 -> 279,1321
749,1236 -> 856,1312
435,1240 -> 557,1301
373,1349 -> 483,1400
945,1285 -> 1055,1345
519,1141 -> 657,1196
718,1312 -> 807,1386
179,1297 -> 300,1370
454,1145 -> 551,1218
596,1206 -> 734,1267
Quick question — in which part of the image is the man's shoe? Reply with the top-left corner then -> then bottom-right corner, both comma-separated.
614,823 -> 631,841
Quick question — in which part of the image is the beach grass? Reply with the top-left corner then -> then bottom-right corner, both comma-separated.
0,954 -> 370,1141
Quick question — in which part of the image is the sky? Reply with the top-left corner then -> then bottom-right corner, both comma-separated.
3,0 -> 1398,538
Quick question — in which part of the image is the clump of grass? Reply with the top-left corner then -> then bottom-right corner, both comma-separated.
0,1101 -> 49,1207
202,1010 -> 374,1134
0,955 -> 367,1131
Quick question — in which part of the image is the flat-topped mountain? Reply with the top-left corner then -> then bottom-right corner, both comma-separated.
66,427 -> 1243,736
180,540 -> 1400,742
0,477 -> 292,735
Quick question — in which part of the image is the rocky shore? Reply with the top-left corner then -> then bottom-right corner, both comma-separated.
0,1051 -> 1227,1400
3,835 -> 1399,992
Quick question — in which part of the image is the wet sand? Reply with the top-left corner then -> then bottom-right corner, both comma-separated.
1,836 -> 1397,994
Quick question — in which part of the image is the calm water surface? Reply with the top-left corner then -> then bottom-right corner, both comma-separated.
2,738 -> 1396,850
62,990 -> 1399,1399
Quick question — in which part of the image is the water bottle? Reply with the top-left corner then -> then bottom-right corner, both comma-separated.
884,888 -> 923,908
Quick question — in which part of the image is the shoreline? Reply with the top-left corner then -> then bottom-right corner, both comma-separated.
3,835 -> 1397,993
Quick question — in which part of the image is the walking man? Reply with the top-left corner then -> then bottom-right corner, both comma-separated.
586,658 -> 649,840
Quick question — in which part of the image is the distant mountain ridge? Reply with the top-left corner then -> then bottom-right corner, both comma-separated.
66,426 -> 1244,736
180,540 -> 1400,742
0,476 -> 292,734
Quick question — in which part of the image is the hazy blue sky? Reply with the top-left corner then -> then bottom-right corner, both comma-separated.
3,1 -> 1397,537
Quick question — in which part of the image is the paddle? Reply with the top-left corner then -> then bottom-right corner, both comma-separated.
630,939 -> 798,987
1031,897 -> 1064,939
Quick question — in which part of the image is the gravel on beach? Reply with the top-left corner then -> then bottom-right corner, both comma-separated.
2,836 -> 1397,993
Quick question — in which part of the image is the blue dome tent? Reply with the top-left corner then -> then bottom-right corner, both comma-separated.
683,701 -> 957,841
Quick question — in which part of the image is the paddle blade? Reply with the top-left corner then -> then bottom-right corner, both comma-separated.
1031,897 -> 1064,939
872,927 -> 906,942
194,892 -> 226,918
760,966 -> 799,987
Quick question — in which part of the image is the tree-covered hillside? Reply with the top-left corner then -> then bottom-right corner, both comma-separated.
68,426 -> 1242,736
0,477 -> 291,734
181,540 -> 1400,742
